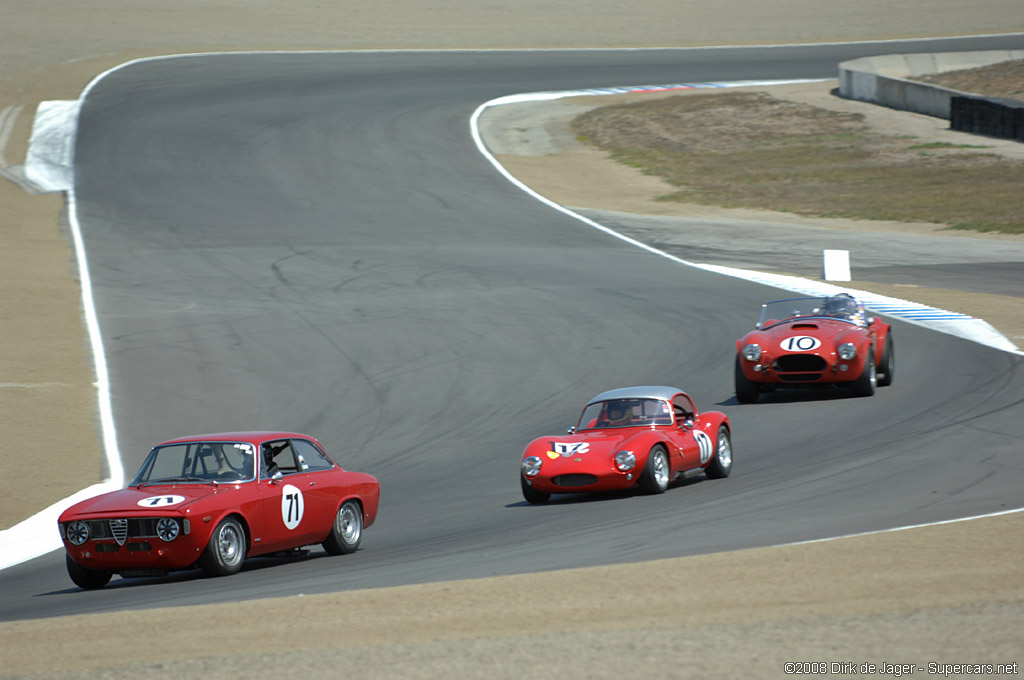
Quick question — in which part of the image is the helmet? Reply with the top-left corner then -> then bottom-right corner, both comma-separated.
824,293 -> 857,318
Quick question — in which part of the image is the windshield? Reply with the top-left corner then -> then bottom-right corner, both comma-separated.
759,295 -> 865,329
577,398 -> 673,430
131,441 -> 257,485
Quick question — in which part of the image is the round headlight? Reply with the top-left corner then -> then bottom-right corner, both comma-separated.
66,520 -> 90,545
614,450 -> 636,472
156,517 -> 180,542
741,344 -> 762,361
838,342 -> 857,360
522,456 -> 542,477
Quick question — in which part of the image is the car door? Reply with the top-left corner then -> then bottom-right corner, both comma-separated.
289,438 -> 341,537
670,394 -> 714,470
253,439 -> 324,551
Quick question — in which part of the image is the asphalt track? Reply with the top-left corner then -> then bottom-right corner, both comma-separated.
3,37 -> 1024,622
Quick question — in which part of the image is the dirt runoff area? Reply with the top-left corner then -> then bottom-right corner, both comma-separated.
1,1 -> 1023,678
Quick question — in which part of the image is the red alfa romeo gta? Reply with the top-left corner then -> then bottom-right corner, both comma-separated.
58,431 -> 380,589
734,293 -> 894,403
519,386 -> 732,504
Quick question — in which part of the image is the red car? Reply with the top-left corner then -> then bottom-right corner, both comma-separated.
519,386 -> 732,504
734,293 -> 894,403
58,431 -> 380,589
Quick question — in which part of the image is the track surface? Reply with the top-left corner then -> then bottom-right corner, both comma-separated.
3,38 -> 1023,621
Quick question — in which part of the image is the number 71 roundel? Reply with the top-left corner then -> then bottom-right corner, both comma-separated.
281,484 -> 305,530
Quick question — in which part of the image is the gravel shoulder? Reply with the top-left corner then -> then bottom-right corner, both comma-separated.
1,2 -> 1022,677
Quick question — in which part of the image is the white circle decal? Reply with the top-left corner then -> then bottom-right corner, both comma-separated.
781,335 -> 821,352
280,484 -> 305,530
137,495 -> 185,508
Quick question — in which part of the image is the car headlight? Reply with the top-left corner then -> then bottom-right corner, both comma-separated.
155,517 -> 180,542
838,342 -> 857,360
741,344 -> 762,361
614,450 -> 636,472
66,520 -> 90,545
522,456 -> 542,477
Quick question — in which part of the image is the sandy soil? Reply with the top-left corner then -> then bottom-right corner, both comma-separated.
1,2 -> 1022,677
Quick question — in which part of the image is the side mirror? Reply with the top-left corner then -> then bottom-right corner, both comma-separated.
680,418 -> 694,429
566,426 -> 576,435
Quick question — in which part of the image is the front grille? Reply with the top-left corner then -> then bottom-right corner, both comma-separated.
84,518 -> 171,542
109,519 -> 128,545
551,474 -> 598,488
775,355 -> 827,372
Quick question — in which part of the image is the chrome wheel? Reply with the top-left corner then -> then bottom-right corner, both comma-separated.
216,521 -> 244,568
323,500 -> 363,555
336,501 -> 362,546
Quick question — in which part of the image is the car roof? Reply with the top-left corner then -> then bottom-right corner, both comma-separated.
587,386 -> 683,404
155,431 -> 316,447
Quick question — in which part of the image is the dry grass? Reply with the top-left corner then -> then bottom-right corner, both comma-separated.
913,58 -> 1024,99
571,64 -> 1024,235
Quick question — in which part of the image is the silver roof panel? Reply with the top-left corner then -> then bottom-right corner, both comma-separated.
587,385 -> 683,404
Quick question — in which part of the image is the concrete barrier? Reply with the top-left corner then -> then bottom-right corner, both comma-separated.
838,50 -> 1024,121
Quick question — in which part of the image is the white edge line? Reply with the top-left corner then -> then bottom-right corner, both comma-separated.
3,42 -> 1021,571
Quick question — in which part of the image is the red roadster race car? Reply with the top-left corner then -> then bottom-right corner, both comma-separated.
734,293 -> 894,403
58,431 -> 380,589
519,386 -> 732,504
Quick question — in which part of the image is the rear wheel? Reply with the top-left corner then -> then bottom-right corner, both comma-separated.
639,445 -> 670,494
734,357 -> 760,404
322,500 -> 363,555
198,516 -> 246,576
851,354 -> 877,397
705,426 -> 733,479
877,335 -> 895,387
521,476 -> 550,504
65,553 -> 111,590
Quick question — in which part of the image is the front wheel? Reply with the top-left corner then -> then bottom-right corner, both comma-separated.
638,445 -> 670,494
66,553 -> 112,590
876,335 -> 894,387
851,353 -> 877,397
704,426 -> 733,479
521,476 -> 550,504
322,500 -> 363,555
734,357 -> 760,404
198,516 -> 246,576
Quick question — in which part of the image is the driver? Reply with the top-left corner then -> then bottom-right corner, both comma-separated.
601,401 -> 633,427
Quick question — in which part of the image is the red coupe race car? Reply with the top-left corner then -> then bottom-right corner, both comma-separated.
58,431 -> 380,589
734,293 -> 894,403
519,386 -> 732,504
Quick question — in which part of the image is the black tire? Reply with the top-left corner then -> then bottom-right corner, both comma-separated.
198,516 -> 246,576
705,426 -> 733,479
876,334 -> 894,387
638,445 -> 670,494
521,475 -> 550,504
851,353 -> 877,397
322,499 -> 363,555
65,553 -> 111,590
734,357 -> 760,404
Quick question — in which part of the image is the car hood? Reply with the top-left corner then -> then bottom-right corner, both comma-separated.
525,429 -> 646,461
60,484 -> 230,519
749,318 -> 868,349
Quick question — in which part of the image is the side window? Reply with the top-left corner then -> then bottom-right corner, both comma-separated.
292,439 -> 335,472
262,440 -> 300,475
672,395 -> 695,423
